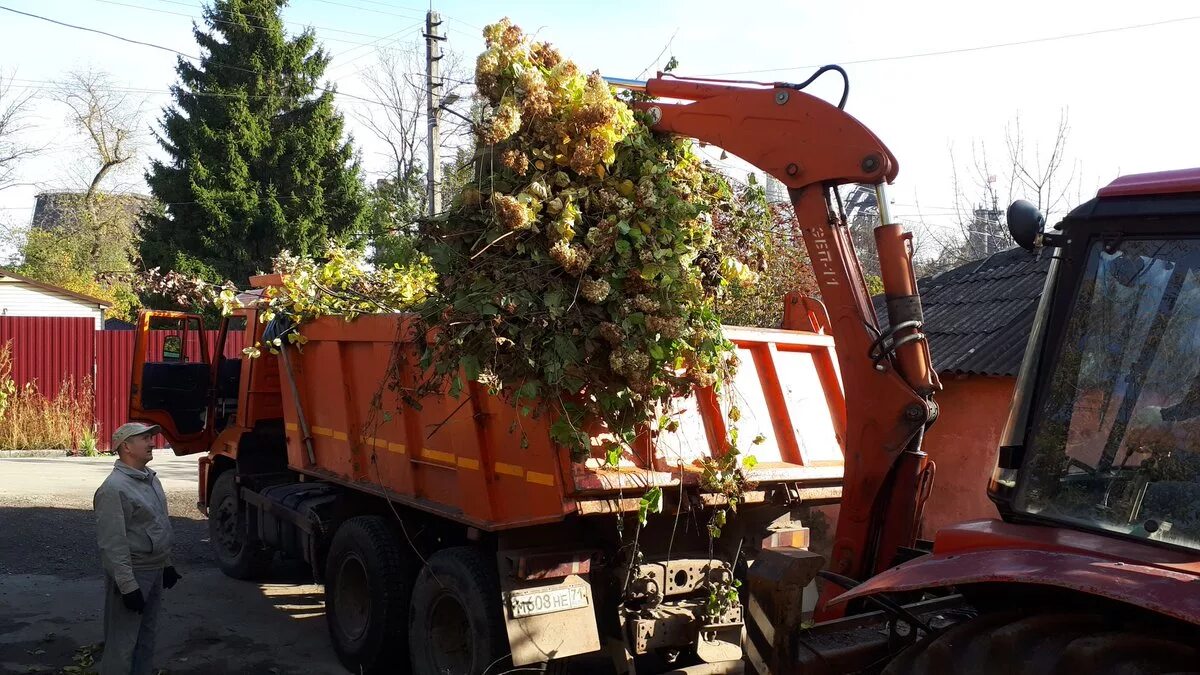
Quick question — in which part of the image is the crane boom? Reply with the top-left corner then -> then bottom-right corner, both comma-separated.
623,71 -> 941,611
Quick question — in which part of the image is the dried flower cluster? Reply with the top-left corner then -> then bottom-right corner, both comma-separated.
420,19 -> 761,458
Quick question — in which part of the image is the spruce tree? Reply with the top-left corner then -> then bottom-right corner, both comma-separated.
142,0 -> 366,284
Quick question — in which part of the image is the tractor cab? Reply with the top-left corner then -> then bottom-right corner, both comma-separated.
991,168 -> 1200,551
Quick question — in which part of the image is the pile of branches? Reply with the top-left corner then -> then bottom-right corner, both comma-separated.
418,19 -> 766,459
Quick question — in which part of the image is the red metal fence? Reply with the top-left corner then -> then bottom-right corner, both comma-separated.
1,317 -> 244,451
0,317 -> 96,399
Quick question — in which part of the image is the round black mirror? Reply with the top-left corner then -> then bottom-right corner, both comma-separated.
1006,199 -> 1046,251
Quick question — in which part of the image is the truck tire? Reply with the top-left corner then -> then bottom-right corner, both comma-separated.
324,515 -> 414,674
208,471 -> 273,580
882,609 -> 1200,674
408,546 -> 511,675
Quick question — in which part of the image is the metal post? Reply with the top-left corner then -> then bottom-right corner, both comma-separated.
425,10 -> 444,216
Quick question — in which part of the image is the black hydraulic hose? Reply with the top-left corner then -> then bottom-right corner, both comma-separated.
780,64 -> 850,109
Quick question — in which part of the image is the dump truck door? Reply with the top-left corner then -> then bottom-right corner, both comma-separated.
129,310 -> 215,454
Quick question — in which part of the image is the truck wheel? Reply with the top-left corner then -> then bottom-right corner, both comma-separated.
208,471 -> 273,579
408,546 -> 510,675
324,516 -> 414,674
882,610 -> 1200,674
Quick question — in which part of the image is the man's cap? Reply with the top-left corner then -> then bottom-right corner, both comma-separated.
112,422 -> 161,451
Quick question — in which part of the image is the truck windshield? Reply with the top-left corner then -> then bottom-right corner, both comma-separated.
1015,238 -> 1200,550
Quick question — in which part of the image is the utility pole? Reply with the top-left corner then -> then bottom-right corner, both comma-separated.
425,10 -> 444,216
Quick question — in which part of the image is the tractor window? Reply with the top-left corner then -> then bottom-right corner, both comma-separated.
1016,238 -> 1200,549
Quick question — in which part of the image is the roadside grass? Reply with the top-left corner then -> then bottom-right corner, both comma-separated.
0,341 -> 96,452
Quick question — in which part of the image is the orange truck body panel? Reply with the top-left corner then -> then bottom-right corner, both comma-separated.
277,313 -> 846,531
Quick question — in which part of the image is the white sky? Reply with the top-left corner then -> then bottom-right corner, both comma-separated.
2,0 -> 1199,260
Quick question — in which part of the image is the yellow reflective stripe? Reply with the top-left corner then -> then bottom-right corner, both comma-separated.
332,430 -> 348,441
494,462 -> 524,477
387,442 -> 406,454
421,448 -> 455,464
525,470 -> 555,486
312,426 -> 332,437
285,422 -> 298,432
456,457 -> 480,470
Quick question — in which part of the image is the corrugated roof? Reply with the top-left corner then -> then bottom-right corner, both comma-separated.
874,247 -> 1053,377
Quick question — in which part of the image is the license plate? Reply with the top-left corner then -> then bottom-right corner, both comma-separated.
509,585 -> 590,618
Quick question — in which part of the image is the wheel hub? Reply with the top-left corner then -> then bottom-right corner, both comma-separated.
428,592 -> 472,674
213,498 -> 243,555
334,554 -> 372,642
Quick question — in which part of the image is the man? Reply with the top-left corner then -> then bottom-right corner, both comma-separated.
94,422 -> 182,675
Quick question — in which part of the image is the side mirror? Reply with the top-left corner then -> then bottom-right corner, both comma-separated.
1006,200 -> 1046,251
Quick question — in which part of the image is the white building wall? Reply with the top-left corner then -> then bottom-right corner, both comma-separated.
0,278 -> 105,329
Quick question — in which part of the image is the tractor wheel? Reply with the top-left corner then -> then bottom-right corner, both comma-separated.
208,471 -> 273,580
324,515 -> 415,674
408,546 -> 511,675
882,609 -> 1200,675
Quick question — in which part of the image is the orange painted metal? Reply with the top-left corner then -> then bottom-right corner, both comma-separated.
129,311 -> 210,449
874,225 -> 940,395
636,75 -> 939,615
270,314 -> 846,531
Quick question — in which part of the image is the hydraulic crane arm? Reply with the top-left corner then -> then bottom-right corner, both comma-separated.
627,72 -> 942,613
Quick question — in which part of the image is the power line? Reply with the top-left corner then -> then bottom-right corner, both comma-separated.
308,0 -> 424,20
703,14 -> 1200,77
326,24 -> 424,74
320,0 -> 428,13
93,0 -> 395,46
145,0 -> 390,39
0,4 -> 197,57
0,4 -> 413,115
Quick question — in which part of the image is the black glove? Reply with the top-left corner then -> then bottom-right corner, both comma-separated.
163,566 -> 182,590
121,589 -> 145,614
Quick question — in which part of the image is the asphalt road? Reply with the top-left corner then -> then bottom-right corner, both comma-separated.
0,452 -> 344,675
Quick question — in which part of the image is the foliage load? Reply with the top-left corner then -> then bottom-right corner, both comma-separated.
141,0 -> 367,286
418,20 -> 765,458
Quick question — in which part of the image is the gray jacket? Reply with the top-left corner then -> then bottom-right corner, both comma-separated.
94,460 -> 174,594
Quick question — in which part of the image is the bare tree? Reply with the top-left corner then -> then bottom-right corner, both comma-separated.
1007,110 -> 1078,223
0,72 -> 39,192
43,69 -> 146,270
357,45 -> 474,204
355,45 -> 474,264
55,69 -> 143,199
919,111 -> 1079,275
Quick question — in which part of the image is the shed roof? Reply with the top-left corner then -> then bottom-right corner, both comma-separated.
874,247 -> 1053,377
0,268 -> 112,308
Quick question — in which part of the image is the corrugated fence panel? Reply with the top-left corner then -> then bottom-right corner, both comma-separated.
0,317 -> 95,399
95,329 -> 248,451
95,330 -> 136,449
2,317 -> 250,451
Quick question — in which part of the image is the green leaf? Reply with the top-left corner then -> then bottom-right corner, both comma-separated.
605,446 -> 622,468
638,486 -> 663,525
648,342 -> 665,360
742,455 -> 758,470
460,355 -> 481,382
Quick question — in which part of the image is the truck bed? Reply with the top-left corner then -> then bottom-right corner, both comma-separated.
279,315 -> 845,530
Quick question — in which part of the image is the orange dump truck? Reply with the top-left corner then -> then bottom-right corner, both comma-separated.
130,285 -> 845,674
